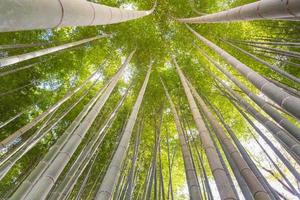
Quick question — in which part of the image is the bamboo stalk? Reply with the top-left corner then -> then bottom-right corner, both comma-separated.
195,45 -> 300,141
0,0 -> 156,32
187,25 -> 300,120
174,58 -> 237,200
223,40 -> 300,84
0,35 -> 108,68
95,62 -> 152,200
162,79 -> 202,200
177,0 -> 300,23
209,70 -> 300,163
186,78 -> 271,200
11,51 -> 135,200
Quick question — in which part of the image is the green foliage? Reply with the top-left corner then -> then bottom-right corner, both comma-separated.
0,0 -> 299,199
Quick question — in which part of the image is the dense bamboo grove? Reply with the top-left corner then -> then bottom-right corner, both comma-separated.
0,0 -> 299,200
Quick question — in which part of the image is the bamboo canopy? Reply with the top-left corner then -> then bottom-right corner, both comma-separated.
0,0 -> 300,199
0,68 -> 101,149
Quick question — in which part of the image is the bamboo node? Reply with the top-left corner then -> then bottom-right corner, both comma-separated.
55,0 -> 64,28
280,95 -> 290,107
211,167 -> 226,174
44,175 -> 55,184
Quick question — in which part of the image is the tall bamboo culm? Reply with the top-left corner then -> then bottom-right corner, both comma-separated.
208,69 -> 300,162
174,57 -> 238,200
233,102 -> 300,182
195,45 -> 300,142
49,84 -> 130,200
10,77 -> 108,200
0,0 -> 156,32
177,0 -> 300,23
161,79 -> 202,200
0,66 -> 102,149
223,40 -> 300,84
11,50 -> 136,200
0,35 -> 108,68
186,79 -> 271,200
187,25 -> 300,120
0,65 -> 104,180
95,62 -> 152,200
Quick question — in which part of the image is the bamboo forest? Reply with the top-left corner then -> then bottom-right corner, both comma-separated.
0,0 -> 300,199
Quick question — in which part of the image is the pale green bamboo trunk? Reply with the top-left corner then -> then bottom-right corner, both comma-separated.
224,40 -> 300,84
0,35 -> 108,68
95,63 -> 152,200
10,79 -> 107,200
187,26 -> 300,120
0,0 -> 156,32
210,71 -> 300,161
195,46 -> 300,141
186,79 -> 271,200
174,58 -> 237,200
10,50 -> 135,200
0,61 -> 45,77
50,85 -> 129,200
177,0 -> 300,23
234,103 -> 300,181
0,112 -> 23,129
161,79 -> 202,200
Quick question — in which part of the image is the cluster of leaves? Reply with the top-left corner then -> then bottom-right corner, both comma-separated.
0,0 -> 299,198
